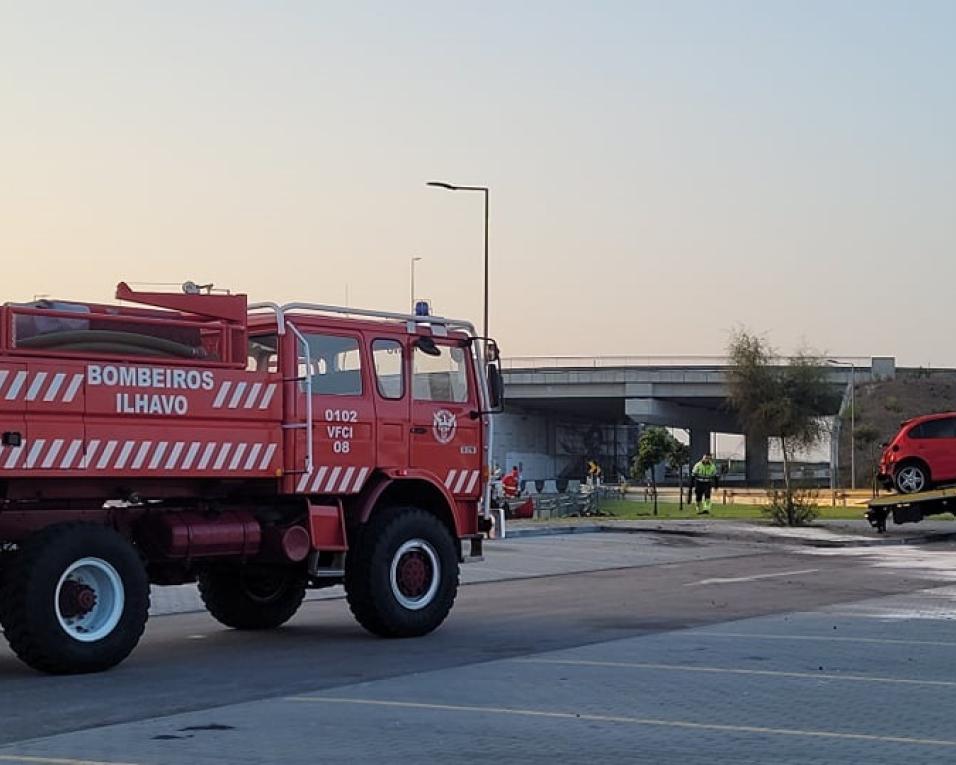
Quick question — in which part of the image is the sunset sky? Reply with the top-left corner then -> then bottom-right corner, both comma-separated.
2,1 -> 953,365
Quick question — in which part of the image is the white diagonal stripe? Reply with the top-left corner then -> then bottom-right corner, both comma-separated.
453,470 -> 469,494
258,383 -> 277,409
25,372 -> 48,401
243,382 -> 263,409
213,443 -> 233,470
25,439 -> 46,468
43,372 -> 66,402
41,438 -> 64,469
339,466 -> 356,493
0,369 -> 8,393
258,443 -> 277,471
244,443 -> 263,470
63,372 -> 84,403
324,466 -> 343,493
113,441 -> 136,470
148,442 -> 169,470
466,470 -> 480,494
296,470 -> 313,493
114,440 -> 136,470
82,439 -> 101,469
131,441 -> 152,470
4,445 -> 23,469
445,470 -> 457,489
352,466 -> 371,493
96,440 -> 118,470
181,442 -> 202,470
61,439 -> 83,469
197,442 -> 217,470
228,382 -> 247,409
164,442 -> 185,470
229,443 -> 247,470
212,381 -> 231,408
309,466 -> 329,493
5,371 -> 27,400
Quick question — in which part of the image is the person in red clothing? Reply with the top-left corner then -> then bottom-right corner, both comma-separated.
502,466 -> 520,498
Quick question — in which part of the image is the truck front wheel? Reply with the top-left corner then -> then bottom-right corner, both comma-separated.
345,507 -> 459,638
198,565 -> 307,630
0,523 -> 149,674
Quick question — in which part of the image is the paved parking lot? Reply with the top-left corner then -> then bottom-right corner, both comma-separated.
4,532 -> 956,764
150,531 -> 765,616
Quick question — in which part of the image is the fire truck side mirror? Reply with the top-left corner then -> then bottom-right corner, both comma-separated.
487,363 -> 505,413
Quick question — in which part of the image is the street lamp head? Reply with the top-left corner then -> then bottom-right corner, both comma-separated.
426,181 -> 458,191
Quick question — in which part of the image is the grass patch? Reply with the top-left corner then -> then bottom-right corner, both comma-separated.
593,499 -> 871,522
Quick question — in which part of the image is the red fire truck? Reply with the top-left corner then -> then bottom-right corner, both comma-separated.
0,283 -> 503,674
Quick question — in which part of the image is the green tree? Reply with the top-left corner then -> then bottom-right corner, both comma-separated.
631,426 -> 677,516
726,330 -> 831,525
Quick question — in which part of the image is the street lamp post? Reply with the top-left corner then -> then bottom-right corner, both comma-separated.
410,256 -> 422,312
828,359 -> 856,490
427,181 -> 490,343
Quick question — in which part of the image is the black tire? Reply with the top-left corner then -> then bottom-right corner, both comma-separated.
345,507 -> 459,638
0,523 -> 149,674
198,565 -> 306,630
895,461 -> 930,494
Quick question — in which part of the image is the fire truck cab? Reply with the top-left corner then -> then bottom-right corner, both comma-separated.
0,283 -> 502,674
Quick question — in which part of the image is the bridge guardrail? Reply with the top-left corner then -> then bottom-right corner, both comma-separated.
501,355 -> 872,370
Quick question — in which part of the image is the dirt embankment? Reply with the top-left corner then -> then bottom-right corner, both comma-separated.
838,369 -> 956,487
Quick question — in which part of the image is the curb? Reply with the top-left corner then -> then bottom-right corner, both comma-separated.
503,523 -> 956,548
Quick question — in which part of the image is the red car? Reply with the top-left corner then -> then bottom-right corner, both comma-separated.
878,412 -> 956,493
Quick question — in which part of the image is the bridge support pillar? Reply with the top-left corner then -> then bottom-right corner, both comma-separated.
745,434 -> 769,486
690,429 -> 711,464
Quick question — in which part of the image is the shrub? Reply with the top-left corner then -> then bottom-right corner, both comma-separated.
763,488 -> 819,526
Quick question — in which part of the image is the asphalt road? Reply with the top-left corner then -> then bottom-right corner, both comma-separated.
2,532 -> 955,764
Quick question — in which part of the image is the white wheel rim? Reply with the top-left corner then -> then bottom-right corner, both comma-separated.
54,557 -> 125,642
389,539 -> 440,611
898,467 -> 924,493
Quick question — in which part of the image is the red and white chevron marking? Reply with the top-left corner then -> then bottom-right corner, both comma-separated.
0,370 -> 84,404
295,465 -> 371,494
211,380 -> 278,410
0,439 -> 278,473
444,468 -> 481,495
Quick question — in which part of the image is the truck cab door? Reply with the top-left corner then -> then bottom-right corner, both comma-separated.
370,337 -> 409,469
408,339 -> 481,498
293,331 -> 375,496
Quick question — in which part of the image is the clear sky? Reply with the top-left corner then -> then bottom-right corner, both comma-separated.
2,1 -> 953,365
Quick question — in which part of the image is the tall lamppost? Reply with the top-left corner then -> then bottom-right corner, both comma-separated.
410,256 -> 422,312
426,181 -> 490,343
828,359 -> 856,489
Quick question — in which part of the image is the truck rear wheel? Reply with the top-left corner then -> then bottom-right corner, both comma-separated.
345,507 -> 459,638
198,565 -> 307,630
0,523 -> 149,674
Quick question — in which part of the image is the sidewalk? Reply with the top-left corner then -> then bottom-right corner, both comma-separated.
506,517 -> 956,548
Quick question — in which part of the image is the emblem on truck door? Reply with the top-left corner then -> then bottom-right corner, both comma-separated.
432,409 -> 457,444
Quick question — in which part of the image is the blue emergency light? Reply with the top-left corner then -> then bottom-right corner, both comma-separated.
414,300 -> 431,317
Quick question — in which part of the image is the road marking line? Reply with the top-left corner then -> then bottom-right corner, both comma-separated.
514,657 -> 956,687
0,756 -> 141,765
694,631 -> 956,648
285,696 -> 956,748
686,568 -> 819,586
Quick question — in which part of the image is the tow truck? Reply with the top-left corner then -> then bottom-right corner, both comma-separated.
0,282 -> 503,674
866,487 -> 956,533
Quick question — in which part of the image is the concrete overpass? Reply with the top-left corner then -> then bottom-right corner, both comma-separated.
497,355 -> 896,484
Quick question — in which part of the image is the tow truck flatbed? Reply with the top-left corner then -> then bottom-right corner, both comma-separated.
866,486 -> 956,532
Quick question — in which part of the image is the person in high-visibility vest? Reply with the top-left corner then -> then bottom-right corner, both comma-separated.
691,453 -> 718,514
